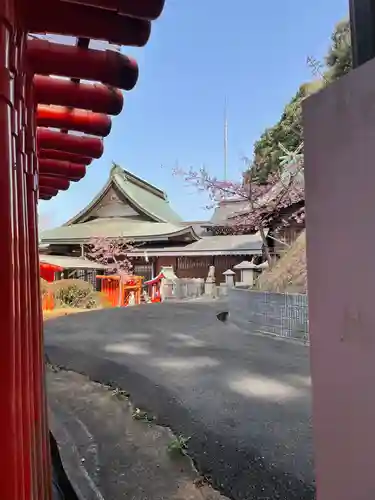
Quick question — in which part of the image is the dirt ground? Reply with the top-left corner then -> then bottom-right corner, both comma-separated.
43,308 -> 91,321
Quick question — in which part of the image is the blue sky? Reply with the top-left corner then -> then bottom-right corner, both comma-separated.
39,0 -> 349,229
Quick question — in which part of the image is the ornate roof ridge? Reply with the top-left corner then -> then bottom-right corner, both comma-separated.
111,163 -> 167,200
63,163 -> 181,226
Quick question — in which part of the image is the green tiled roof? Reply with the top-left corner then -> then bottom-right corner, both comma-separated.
66,165 -> 182,225
42,166 -> 198,244
113,170 -> 182,223
40,218 -> 197,244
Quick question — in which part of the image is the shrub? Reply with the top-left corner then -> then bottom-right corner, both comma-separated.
48,279 -> 109,309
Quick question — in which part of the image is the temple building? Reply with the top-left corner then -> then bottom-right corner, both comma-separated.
40,165 -> 265,281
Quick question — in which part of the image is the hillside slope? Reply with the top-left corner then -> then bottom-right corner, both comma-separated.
257,231 -> 307,294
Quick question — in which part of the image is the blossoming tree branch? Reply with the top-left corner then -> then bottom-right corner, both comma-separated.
86,236 -> 134,276
174,143 -> 305,266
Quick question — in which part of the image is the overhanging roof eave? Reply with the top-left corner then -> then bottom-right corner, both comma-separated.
40,225 -> 200,245
130,248 -> 263,257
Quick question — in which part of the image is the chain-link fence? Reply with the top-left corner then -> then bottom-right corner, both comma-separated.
228,289 -> 309,342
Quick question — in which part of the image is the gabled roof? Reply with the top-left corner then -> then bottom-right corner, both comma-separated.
129,233 -> 265,257
65,164 -> 182,225
249,161 -> 304,212
209,162 -> 304,228
39,254 -> 107,269
210,198 -> 250,225
40,217 -> 199,244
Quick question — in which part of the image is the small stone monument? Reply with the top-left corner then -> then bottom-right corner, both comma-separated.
205,265 -> 216,296
128,291 -> 136,306
142,289 -> 151,303
207,265 -> 215,282
223,269 -> 236,288
160,266 -> 177,300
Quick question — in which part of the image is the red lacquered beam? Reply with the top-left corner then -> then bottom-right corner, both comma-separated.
39,159 -> 86,181
58,0 -> 165,19
39,175 -> 70,191
27,1 -> 151,47
37,105 -> 111,137
28,40 -> 138,91
34,76 -> 123,116
37,129 -> 103,158
39,193 -> 52,201
39,148 -> 93,165
39,186 -> 58,197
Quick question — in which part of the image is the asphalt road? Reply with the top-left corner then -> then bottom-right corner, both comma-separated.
45,302 -> 315,500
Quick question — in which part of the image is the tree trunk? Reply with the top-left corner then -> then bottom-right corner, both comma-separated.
259,225 -> 273,267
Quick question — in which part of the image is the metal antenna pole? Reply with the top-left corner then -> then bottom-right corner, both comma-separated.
224,97 -> 228,185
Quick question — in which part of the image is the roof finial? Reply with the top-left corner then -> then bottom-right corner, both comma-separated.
110,162 -> 122,178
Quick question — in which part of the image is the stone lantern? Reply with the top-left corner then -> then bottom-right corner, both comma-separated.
233,260 -> 258,288
223,269 -> 236,287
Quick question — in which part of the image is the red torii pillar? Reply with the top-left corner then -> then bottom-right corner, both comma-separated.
0,2 -> 50,499
0,0 -> 165,498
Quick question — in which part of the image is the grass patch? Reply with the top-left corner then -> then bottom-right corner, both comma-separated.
167,435 -> 190,457
132,408 -> 155,423
111,388 -> 130,399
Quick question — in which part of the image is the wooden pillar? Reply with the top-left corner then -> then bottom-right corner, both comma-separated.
0,2 -> 51,498
0,3 -> 19,497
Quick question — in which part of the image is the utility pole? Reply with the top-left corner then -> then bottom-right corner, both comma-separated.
223,97 -> 228,184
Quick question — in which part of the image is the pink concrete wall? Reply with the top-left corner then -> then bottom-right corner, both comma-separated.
303,59 -> 375,500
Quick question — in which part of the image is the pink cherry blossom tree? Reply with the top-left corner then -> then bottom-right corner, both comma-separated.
85,236 -> 134,276
174,144 -> 305,266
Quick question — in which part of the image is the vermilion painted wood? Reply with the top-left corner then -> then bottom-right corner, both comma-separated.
37,129 -> 103,158
39,175 -> 70,191
39,193 -> 53,200
38,149 -> 93,165
17,33 -> 39,500
39,186 -> 59,197
56,0 -> 165,19
12,28 -> 27,500
0,0 -> 167,497
0,3 -> 21,497
28,39 -> 139,91
27,1 -> 151,47
34,76 -> 124,116
37,105 -> 111,137
25,73 -> 46,499
39,159 -> 86,181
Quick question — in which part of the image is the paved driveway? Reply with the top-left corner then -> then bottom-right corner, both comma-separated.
45,302 -> 315,500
